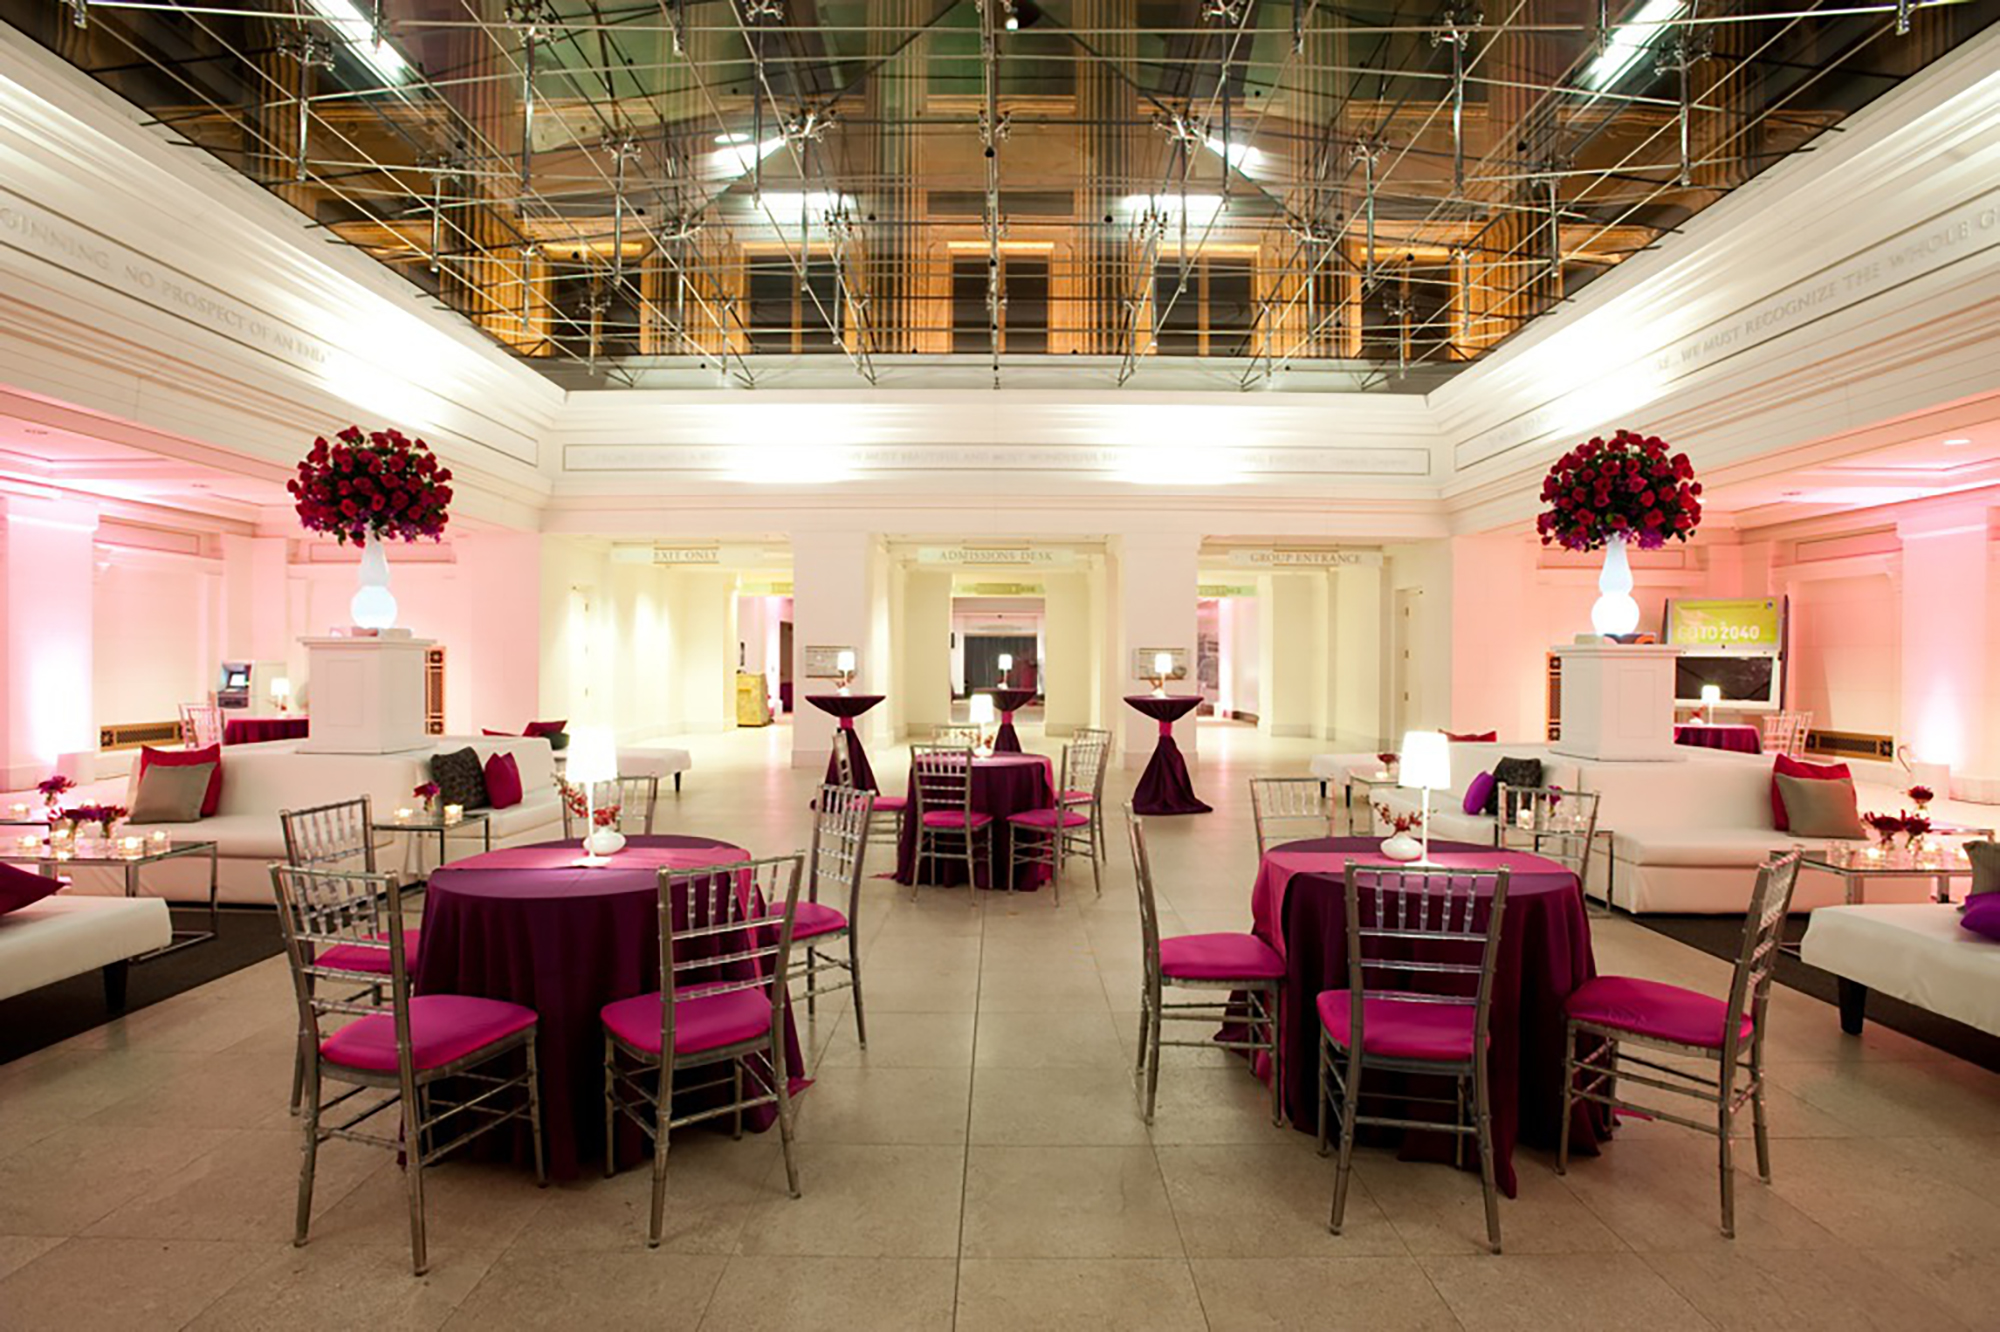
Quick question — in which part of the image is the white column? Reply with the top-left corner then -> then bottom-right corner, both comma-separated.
1898,505 -> 1993,777
1331,558 -> 1385,747
1041,569 -> 1094,736
1112,532 -> 1201,766
0,496 -> 99,784
790,530 -> 880,768
672,569 -> 739,734
1258,572 -> 1323,738
898,565 -> 953,737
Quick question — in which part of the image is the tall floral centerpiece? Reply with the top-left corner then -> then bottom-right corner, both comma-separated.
288,426 -> 454,630
1537,429 -> 1703,636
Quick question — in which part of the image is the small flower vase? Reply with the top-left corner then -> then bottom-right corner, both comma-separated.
1380,831 -> 1423,862
585,827 -> 627,857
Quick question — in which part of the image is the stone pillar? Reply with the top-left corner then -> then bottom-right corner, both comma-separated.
1331,558 -> 1385,747
0,496 -> 98,785
1041,569 -> 1097,736
1112,532 -> 1200,766
1898,505 -> 1994,777
790,530 -> 882,768
1258,572 -> 1324,738
897,565 -> 954,738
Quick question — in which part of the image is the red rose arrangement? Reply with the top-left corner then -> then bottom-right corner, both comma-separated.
1372,801 -> 1424,834
1537,428 -> 1702,552
1907,785 -> 1934,807
289,426 -> 453,546
556,779 -> 621,828
65,802 -> 129,832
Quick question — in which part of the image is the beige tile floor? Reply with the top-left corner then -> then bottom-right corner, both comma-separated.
5,720 -> 2000,1330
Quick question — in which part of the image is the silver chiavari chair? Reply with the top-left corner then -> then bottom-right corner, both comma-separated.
1249,776 -> 1336,858
797,785 -> 874,1047
1319,861 -> 1511,1253
273,864 -> 544,1276
1558,851 -> 1803,1238
910,744 -> 990,904
931,723 -> 984,746
833,727 -> 906,856
1007,739 -> 1107,904
1495,784 -> 1601,882
1761,710 -> 1812,758
178,701 -> 222,749
279,797 -> 388,1115
1127,808 -> 1284,1124
602,854 -> 805,1246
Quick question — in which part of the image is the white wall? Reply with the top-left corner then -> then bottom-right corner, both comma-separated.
92,554 -> 214,728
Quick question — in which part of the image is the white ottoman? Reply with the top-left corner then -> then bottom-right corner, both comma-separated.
618,747 -> 692,793
0,894 -> 173,1009
1800,903 -> 2000,1037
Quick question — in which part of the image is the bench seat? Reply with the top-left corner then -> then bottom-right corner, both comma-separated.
0,895 -> 172,1006
1800,904 -> 2000,1038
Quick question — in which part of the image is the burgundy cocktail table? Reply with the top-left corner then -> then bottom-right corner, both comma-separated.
807,693 -> 884,791
1124,694 -> 1210,815
988,688 -> 1037,754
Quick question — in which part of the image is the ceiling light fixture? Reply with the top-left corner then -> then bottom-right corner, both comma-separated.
1580,0 -> 1681,91
301,0 -> 409,83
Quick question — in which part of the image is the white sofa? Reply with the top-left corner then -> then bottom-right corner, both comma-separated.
1369,743 -> 1583,848
0,894 -> 171,1008
1802,904 -> 2000,1038
61,735 -> 563,906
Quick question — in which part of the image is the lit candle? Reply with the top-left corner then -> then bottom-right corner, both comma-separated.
149,830 -> 170,851
15,834 -> 38,854
119,835 -> 144,858
395,807 -> 413,824
8,802 -> 28,818
1517,807 -> 1535,829
443,803 -> 463,825
1864,846 -> 1883,861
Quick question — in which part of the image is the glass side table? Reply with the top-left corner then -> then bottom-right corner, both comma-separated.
0,839 -> 220,958
1799,838 -> 1989,907
374,809 -> 494,874
1345,772 -> 1402,834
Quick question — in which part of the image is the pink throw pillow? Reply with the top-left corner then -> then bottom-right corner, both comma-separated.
523,720 -> 567,739
1462,771 -> 1496,816
0,862 -> 64,916
139,744 -> 222,817
484,751 -> 524,809
1771,754 -> 1848,831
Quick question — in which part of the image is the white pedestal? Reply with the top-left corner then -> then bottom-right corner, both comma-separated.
296,636 -> 433,755
1551,643 -> 1684,763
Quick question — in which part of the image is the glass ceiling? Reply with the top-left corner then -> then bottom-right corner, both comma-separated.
6,0 -> 1993,389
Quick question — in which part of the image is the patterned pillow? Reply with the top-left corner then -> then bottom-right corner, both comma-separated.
429,747 -> 490,810
1967,841 -> 2000,898
1487,757 -> 1544,816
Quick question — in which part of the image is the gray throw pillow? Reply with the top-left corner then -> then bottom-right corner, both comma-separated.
1773,774 -> 1867,840
430,746 -> 489,810
1966,841 -> 2000,897
128,761 -> 215,824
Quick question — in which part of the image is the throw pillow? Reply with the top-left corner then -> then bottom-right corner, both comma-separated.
1488,757 -> 1545,816
1770,754 -> 1848,832
1462,771 -> 1497,817
1960,893 -> 2000,943
139,744 -> 223,817
485,751 -> 524,809
128,761 -> 215,824
1965,841 -> 2000,898
481,727 -> 516,737
524,719 -> 567,739
1444,730 -> 1498,743
0,862 -> 63,916
430,746 -> 490,811
1774,774 -> 1868,839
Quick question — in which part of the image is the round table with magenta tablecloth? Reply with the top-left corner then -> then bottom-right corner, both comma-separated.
893,752 -> 1055,891
1673,722 -> 1762,754
1247,837 -> 1607,1197
417,835 -> 806,1181
223,715 -> 309,745
1124,694 -> 1211,815
988,688 -> 1037,754
807,693 -> 884,791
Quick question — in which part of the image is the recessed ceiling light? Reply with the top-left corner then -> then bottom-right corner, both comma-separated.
1942,437 -> 1971,446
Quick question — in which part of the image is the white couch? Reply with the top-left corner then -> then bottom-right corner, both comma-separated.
0,894 -> 171,1007
61,735 -> 563,906
1369,743 -> 1583,848
1802,904 -> 2000,1038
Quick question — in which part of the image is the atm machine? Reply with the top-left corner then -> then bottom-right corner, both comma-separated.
215,659 -> 291,711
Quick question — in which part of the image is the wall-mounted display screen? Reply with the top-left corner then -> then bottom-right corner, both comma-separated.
1665,598 -> 1783,648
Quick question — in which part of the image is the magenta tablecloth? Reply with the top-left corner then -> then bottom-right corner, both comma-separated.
1247,837 -> 1605,1197
1124,694 -> 1211,815
223,716 -> 308,745
418,835 -> 803,1181
988,689 -> 1037,754
1674,723 -> 1762,754
893,753 -> 1055,891
807,694 -> 883,792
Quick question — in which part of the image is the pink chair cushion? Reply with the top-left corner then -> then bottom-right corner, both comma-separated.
1060,789 -> 1094,804
873,794 -> 909,812
317,929 -> 420,975
1158,932 -> 1286,981
1008,807 -> 1090,829
600,986 -> 773,1056
1564,975 -> 1753,1049
791,900 -> 849,940
920,810 -> 993,829
1316,991 -> 1480,1062
319,994 -> 536,1073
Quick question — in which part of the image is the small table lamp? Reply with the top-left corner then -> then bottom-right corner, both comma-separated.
1152,651 -> 1173,696
1698,683 -> 1722,723
967,693 -> 996,756
835,649 -> 857,695
566,726 -> 619,864
1398,730 -> 1452,866
997,652 -> 1013,687
270,676 -> 292,713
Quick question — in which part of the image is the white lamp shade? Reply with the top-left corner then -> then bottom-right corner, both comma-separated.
997,653 -> 1013,671
1700,684 -> 1722,706
565,726 -> 618,785
270,677 -> 291,699
1153,651 -> 1174,676
835,649 -> 856,673
1399,731 -> 1451,791
968,694 -> 996,725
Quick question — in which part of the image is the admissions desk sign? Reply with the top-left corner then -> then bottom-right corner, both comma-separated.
1666,598 -> 1783,648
